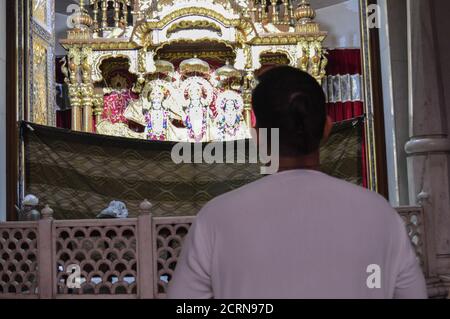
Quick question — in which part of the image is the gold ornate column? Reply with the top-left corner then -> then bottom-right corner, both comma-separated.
242,45 -> 255,129
65,1 -> 94,131
80,47 -> 95,132
67,48 -> 82,131
242,70 -> 255,129
101,0 -> 108,29
93,94 -> 104,130
293,0 -> 328,83
134,47 -> 153,93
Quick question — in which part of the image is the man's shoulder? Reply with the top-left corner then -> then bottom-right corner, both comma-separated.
197,170 -> 395,220
316,171 -> 390,203
320,173 -> 397,215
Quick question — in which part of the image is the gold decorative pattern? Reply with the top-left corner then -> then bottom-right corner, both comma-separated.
96,121 -> 146,139
179,57 -> 211,75
147,7 -> 240,29
132,7 -> 240,47
260,54 -> 291,66
29,0 -> 55,127
91,50 -> 139,83
157,50 -> 236,63
250,34 -> 327,45
32,38 -> 48,125
154,60 -> 175,74
67,47 -> 82,131
167,20 -> 223,38
32,0 -> 47,27
154,38 -> 236,54
60,39 -> 139,51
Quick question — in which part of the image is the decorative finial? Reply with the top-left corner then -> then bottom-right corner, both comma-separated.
140,199 -> 153,215
294,0 -> 316,25
41,205 -> 54,220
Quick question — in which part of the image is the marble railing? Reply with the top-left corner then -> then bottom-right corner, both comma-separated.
0,203 -> 445,299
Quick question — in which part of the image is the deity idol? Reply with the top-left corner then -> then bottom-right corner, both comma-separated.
181,77 -> 215,142
143,85 -> 170,140
213,90 -> 249,141
124,80 -> 182,141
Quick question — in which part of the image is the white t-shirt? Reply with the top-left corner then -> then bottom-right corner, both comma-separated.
168,170 -> 427,299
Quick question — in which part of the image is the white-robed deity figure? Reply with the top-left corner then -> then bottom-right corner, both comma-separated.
143,84 -> 170,140
124,80 -> 184,141
180,77 -> 215,143
212,90 -> 250,141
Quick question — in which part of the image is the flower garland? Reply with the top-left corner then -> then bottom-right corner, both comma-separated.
145,111 -> 168,141
215,91 -> 245,139
185,107 -> 208,142
217,112 -> 242,138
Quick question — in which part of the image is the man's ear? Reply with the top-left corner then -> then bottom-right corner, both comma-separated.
322,116 -> 333,143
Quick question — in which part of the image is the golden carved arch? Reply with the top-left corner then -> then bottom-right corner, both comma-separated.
132,7 -> 240,47
259,51 -> 291,67
154,38 -> 236,55
253,46 -> 298,70
91,51 -> 139,83
166,20 -> 223,38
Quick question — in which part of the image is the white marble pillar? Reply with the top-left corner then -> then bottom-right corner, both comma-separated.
378,0 -> 410,207
0,0 -> 6,221
406,0 -> 450,276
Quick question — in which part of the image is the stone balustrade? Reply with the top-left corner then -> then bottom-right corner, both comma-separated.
0,202 -> 447,299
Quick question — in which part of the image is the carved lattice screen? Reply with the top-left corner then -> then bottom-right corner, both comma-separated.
0,223 -> 39,296
0,207 -> 430,298
54,220 -> 138,296
153,217 -> 194,298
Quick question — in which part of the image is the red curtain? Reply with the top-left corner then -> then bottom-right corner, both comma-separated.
325,49 -> 364,122
56,110 -> 71,129
325,49 -> 367,187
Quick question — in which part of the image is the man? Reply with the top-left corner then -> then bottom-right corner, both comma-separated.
168,66 -> 427,299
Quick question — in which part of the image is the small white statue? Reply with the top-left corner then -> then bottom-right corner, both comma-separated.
213,90 -> 250,141
97,201 -> 129,219
180,77 -> 215,142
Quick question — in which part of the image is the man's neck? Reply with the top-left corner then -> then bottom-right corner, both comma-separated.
277,152 -> 321,173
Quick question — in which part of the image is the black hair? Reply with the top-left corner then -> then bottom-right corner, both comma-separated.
252,66 -> 327,156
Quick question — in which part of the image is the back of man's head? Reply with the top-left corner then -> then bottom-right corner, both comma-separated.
252,66 -> 327,156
